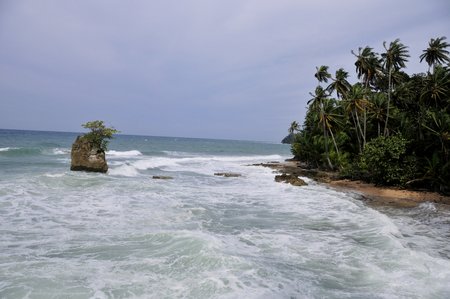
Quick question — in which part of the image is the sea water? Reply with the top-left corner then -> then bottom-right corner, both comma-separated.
1,129 -> 450,299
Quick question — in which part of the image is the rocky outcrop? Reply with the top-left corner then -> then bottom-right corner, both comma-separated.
281,133 -> 295,144
152,175 -> 173,180
275,174 -> 307,186
214,172 -> 242,178
252,161 -> 337,183
70,136 -> 108,173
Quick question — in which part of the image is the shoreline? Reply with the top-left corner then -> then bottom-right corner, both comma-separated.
256,160 -> 450,208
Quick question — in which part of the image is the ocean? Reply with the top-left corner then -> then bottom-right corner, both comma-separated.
1,129 -> 450,298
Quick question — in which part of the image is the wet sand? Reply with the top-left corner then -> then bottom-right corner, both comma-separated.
254,161 -> 450,208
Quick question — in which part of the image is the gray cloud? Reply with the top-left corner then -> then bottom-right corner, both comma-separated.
1,0 -> 449,141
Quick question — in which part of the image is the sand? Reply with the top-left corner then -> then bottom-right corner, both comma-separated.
254,161 -> 450,208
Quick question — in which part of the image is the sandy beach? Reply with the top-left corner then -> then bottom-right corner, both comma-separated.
256,160 -> 450,208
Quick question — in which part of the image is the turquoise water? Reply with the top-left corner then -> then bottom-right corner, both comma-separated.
1,129 -> 450,298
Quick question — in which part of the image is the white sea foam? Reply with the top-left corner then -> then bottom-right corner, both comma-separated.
44,173 -> 66,178
2,139 -> 450,298
417,202 -> 437,211
108,164 -> 140,177
126,154 -> 285,176
106,150 -> 143,157
0,147 -> 18,152
52,148 -> 70,155
162,150 -> 193,156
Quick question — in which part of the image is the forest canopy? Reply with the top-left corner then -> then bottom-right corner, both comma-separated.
290,37 -> 450,193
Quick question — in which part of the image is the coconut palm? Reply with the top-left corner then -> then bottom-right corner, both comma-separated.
423,111 -> 450,162
288,121 -> 300,134
307,86 -> 328,109
327,68 -> 351,99
319,98 -> 343,157
314,65 -> 331,84
343,84 -> 369,151
420,65 -> 450,108
420,36 -> 450,73
308,86 -> 333,169
351,47 -> 382,146
368,93 -> 388,137
351,46 -> 382,89
381,39 -> 409,136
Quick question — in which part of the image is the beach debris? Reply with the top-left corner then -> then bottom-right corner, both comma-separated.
274,174 -> 307,186
152,175 -> 174,180
214,172 -> 242,178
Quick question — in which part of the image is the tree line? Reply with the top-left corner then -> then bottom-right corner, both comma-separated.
290,37 -> 450,193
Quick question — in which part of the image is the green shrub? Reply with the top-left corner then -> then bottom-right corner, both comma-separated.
360,135 -> 416,185
81,120 -> 119,151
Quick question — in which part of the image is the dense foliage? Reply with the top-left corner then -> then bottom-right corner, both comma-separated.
81,120 -> 119,151
290,37 -> 450,193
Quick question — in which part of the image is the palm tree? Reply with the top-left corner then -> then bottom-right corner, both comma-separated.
368,92 -> 388,137
308,86 -> 333,169
423,111 -> 450,162
352,47 -> 382,146
314,65 -> 331,84
327,68 -> 351,99
320,98 -> 343,157
351,46 -> 382,89
381,39 -> 409,136
307,86 -> 328,109
420,36 -> 450,73
288,121 -> 300,134
343,84 -> 369,151
420,65 -> 450,108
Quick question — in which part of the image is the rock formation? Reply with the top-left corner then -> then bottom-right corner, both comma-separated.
214,172 -> 242,177
275,173 -> 307,186
281,133 -> 295,144
152,175 -> 173,180
70,136 -> 108,173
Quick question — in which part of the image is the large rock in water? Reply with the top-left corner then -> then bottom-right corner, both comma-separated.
274,173 -> 307,186
70,136 -> 108,173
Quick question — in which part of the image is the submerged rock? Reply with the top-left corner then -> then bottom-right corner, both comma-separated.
70,136 -> 108,173
275,174 -> 307,186
152,175 -> 174,180
214,172 -> 242,178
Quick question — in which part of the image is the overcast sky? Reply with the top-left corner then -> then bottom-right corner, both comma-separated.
1,0 -> 449,141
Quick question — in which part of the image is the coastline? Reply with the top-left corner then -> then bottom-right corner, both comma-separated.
256,160 -> 450,208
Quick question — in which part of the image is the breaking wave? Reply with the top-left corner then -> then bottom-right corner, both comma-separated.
107,154 -> 284,177
0,147 -> 18,152
106,150 -> 143,157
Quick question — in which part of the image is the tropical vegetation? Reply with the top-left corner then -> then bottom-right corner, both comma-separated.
81,120 -> 119,151
290,37 -> 450,193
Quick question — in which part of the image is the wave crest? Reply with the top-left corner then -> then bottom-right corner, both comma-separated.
107,150 -> 143,157
108,164 -> 140,177
0,147 -> 19,152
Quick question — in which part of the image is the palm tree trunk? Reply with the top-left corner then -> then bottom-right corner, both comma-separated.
322,115 -> 333,170
384,67 -> 392,136
354,109 -> 365,151
328,127 -> 340,156
350,111 -> 362,153
363,78 -> 370,149
418,112 -> 424,140
363,106 -> 367,148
